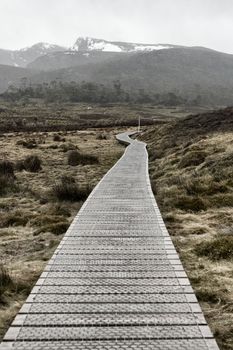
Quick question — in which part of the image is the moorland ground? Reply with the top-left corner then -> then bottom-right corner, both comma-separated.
0,101 -> 209,132
141,108 -> 233,350
0,124 -> 125,340
0,102 -> 231,350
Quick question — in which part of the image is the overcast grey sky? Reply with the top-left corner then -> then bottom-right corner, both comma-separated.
1,0 -> 233,53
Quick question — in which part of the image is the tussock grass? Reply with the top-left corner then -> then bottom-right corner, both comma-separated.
0,160 -> 17,195
16,155 -> 42,172
46,204 -> 71,217
67,150 -> 98,166
0,161 -> 15,178
142,109 -> 233,349
34,221 -> 69,236
174,196 -> 207,212
60,143 -> 77,152
0,162 -> 17,195
179,150 -> 206,168
0,265 -> 13,289
96,132 -> 109,140
53,134 -> 65,142
16,139 -> 37,149
0,175 -> 17,195
22,155 -> 41,172
195,236 -> 233,261
52,176 -> 91,201
0,265 -> 14,305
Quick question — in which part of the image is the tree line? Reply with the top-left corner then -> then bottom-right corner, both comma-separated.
1,79 -> 200,106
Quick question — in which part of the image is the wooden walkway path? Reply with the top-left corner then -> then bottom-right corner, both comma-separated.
0,132 -> 219,350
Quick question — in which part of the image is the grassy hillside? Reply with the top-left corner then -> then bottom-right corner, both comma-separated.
141,107 -> 233,350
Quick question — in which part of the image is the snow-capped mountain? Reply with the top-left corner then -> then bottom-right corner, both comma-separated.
0,38 -> 179,69
71,37 -> 177,53
0,42 -> 66,67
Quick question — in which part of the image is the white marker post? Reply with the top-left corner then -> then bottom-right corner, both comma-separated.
138,115 -> 141,133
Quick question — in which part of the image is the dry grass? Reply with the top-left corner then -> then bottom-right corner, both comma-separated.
0,101 -> 207,133
142,119 -> 233,350
0,126 -> 125,341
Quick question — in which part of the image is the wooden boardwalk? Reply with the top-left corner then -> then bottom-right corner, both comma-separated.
0,132 -> 219,350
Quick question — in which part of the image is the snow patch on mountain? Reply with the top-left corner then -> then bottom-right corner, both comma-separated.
92,42 -> 122,52
71,37 -> 175,53
134,44 -> 170,51
72,37 -> 123,52
20,42 -> 64,52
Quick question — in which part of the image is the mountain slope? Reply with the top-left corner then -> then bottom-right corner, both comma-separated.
2,45 -> 233,105
29,47 -> 233,105
0,43 -> 66,67
27,37 -> 179,71
0,37 -> 179,70
27,51 -> 127,71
